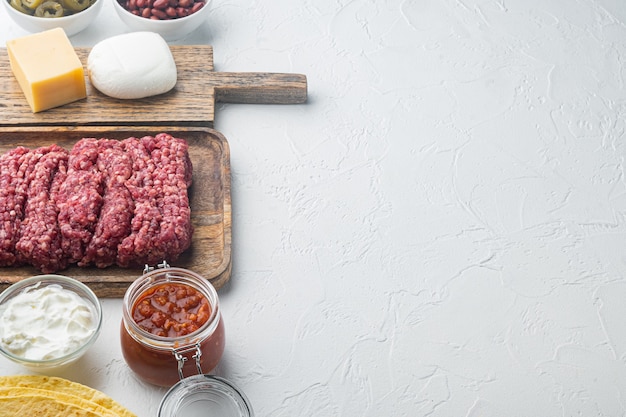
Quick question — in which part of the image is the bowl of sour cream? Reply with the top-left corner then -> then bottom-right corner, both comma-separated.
0,275 -> 102,370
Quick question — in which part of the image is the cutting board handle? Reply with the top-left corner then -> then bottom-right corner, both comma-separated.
209,72 -> 307,105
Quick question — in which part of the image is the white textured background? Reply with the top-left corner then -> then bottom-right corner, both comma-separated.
2,0 -> 626,416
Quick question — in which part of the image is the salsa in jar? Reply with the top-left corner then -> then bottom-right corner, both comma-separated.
120,266 -> 225,387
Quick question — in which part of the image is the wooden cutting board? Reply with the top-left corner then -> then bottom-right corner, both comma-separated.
0,126 -> 231,297
0,45 -> 307,127
0,44 -> 306,296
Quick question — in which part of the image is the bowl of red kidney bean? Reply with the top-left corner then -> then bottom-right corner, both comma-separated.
112,0 -> 210,41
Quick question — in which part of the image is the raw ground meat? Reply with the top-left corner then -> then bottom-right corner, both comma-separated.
141,133 -> 193,260
15,145 -> 69,273
81,140 -> 134,268
117,134 -> 193,267
116,137 -> 164,267
0,147 -> 32,266
57,138 -> 104,263
0,134 -> 193,272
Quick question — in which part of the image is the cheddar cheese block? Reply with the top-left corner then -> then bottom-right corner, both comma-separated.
6,28 -> 86,113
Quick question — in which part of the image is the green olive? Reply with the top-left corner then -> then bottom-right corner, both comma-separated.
34,0 -> 64,16
9,0 -> 33,14
60,0 -> 88,11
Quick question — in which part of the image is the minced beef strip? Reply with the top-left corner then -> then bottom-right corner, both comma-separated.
0,147 -> 32,266
15,145 -> 69,273
116,137 -> 163,267
11,146 -> 56,267
57,138 -> 104,264
81,140 -> 134,268
117,134 -> 193,267
0,134 -> 193,271
141,133 -> 193,261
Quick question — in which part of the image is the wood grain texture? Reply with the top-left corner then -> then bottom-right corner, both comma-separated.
0,126 -> 231,297
0,45 -> 307,127
212,72 -> 308,104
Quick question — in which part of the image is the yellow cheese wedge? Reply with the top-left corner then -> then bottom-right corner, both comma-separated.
6,28 -> 86,113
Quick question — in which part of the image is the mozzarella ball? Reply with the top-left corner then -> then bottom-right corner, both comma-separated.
87,32 -> 177,100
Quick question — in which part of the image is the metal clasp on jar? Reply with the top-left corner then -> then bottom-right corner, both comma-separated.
172,342 -> 203,380
143,260 -> 171,274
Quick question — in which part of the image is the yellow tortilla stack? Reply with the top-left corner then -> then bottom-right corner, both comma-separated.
0,375 -> 136,417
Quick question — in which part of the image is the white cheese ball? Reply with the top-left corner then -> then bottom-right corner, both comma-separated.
87,32 -> 177,100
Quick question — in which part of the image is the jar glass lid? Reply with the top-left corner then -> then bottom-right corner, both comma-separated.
158,375 -> 253,417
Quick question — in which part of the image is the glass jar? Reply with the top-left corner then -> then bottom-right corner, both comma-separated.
158,375 -> 254,417
120,264 -> 225,387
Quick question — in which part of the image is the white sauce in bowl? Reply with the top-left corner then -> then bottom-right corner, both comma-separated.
0,284 -> 97,361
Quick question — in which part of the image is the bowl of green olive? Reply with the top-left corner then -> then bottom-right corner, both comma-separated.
2,0 -> 103,37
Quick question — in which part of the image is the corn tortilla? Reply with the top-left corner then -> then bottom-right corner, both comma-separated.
0,376 -> 136,417
0,394 -> 102,417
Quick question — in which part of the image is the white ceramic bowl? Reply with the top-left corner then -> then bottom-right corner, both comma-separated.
2,0 -> 103,37
112,0 -> 211,42
0,275 -> 102,371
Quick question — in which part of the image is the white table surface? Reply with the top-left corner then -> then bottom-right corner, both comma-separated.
2,0 -> 626,416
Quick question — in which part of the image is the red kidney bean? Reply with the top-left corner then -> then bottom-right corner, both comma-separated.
151,7 -> 167,18
190,1 -> 203,13
120,0 -> 203,19
152,0 -> 168,10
